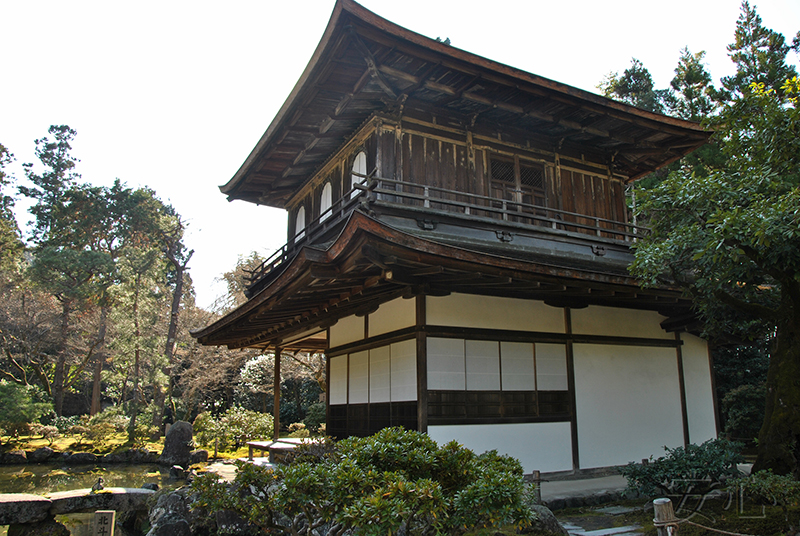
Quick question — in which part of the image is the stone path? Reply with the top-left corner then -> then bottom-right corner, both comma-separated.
558,505 -> 643,535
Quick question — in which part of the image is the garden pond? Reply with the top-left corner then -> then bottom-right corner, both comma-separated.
0,463 -> 179,536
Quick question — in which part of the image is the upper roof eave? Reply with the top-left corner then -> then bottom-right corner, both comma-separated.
220,0 -> 711,205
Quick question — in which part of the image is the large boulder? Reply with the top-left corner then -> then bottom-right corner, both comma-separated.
27,447 -> 55,463
64,452 -> 97,465
3,450 -> 27,465
146,488 -> 212,536
7,517 -> 69,536
518,504 -> 569,535
189,449 -> 208,464
157,421 -> 193,467
0,494 -> 52,525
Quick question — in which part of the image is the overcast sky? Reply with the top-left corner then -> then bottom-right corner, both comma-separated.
2,0 -> 798,309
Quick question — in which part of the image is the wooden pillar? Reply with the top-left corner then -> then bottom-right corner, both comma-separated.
675,332 -> 690,446
273,346 -> 282,440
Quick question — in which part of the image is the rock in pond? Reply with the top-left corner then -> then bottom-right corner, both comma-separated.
27,447 -> 55,463
157,420 -> 193,467
3,450 -> 27,465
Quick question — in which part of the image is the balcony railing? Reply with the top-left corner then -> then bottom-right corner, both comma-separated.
245,174 -> 647,294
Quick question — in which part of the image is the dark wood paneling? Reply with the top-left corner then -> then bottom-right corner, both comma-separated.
427,390 -> 570,425
327,401 -> 419,439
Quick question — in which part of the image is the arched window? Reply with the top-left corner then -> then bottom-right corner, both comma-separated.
351,151 -> 367,199
320,182 -> 332,221
295,205 -> 306,240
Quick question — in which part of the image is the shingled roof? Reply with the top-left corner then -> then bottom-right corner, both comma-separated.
221,0 -> 710,208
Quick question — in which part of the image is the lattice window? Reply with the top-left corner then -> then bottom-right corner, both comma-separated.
520,163 -> 544,190
490,159 -> 515,184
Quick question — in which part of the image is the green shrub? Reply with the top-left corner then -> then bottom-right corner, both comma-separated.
730,470 -> 800,529
0,381 -> 52,440
621,438 -> 744,497
193,427 -> 535,535
302,402 -> 326,434
29,423 -> 60,445
722,383 -> 766,442
88,406 -> 129,433
193,407 -> 273,450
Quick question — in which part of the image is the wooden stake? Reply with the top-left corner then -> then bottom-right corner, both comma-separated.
653,498 -> 678,536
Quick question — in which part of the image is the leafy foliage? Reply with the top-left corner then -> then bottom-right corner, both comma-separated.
193,406 -> 273,450
193,427 -> 535,535
722,383 -> 767,442
730,470 -> 800,528
0,381 -> 52,439
621,439 -> 744,497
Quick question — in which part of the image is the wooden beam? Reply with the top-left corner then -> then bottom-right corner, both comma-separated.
347,28 -> 398,99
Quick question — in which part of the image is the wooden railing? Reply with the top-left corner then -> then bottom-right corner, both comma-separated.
245,174 -> 646,293
367,177 -> 645,241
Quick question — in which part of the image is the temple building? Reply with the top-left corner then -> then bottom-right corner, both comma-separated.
192,0 -> 717,473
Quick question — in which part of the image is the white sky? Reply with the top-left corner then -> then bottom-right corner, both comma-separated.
2,0 -> 798,309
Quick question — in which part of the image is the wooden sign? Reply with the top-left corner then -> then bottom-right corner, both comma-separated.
93,510 -> 115,536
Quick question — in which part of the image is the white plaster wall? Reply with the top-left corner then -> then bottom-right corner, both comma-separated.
573,344 -> 684,468
428,422 -> 573,473
369,298 -> 416,337
329,355 -> 348,405
427,294 -> 564,333
571,306 -> 672,340
349,351 -> 369,404
390,339 -> 417,401
330,314 -> 364,348
681,333 -> 718,443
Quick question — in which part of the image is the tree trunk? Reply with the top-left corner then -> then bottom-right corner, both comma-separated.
753,306 -> 800,477
153,256 -> 187,431
128,273 -> 142,443
53,299 -> 72,417
90,306 -> 109,415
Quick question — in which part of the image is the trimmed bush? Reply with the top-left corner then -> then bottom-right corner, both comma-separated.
193,427 -> 535,535
621,438 -> 744,497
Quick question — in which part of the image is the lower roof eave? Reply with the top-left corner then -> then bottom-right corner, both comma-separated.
192,211 -> 694,349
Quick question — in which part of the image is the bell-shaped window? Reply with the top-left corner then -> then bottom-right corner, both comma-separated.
320,182 -> 332,221
351,151 -> 367,199
295,205 -> 306,240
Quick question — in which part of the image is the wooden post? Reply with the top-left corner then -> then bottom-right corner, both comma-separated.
532,470 -> 542,505
94,510 -> 115,536
653,498 -> 678,536
273,347 -> 281,440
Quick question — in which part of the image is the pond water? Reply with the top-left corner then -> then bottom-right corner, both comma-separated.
0,463 -> 172,494
1,463 -> 179,536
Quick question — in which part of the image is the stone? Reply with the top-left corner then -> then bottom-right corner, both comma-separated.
169,465 -> 187,480
518,505 -> 569,535
142,482 -> 160,491
189,449 -> 209,464
7,518 -> 69,536
158,420 -> 193,467
47,487 -> 154,515
27,447 -> 55,463
64,452 -> 97,465
147,518 -> 192,536
215,509 -> 255,534
3,450 -> 27,465
0,493 -> 52,525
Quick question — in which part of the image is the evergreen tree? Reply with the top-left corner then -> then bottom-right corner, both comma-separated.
719,1 -> 798,99
599,58 -> 667,113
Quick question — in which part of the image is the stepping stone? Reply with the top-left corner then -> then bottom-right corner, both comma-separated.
571,526 -> 642,536
594,506 -> 639,516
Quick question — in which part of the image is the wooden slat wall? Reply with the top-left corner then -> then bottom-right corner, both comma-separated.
292,118 -> 631,236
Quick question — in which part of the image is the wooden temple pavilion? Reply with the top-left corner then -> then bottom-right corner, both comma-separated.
192,0 -> 718,473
